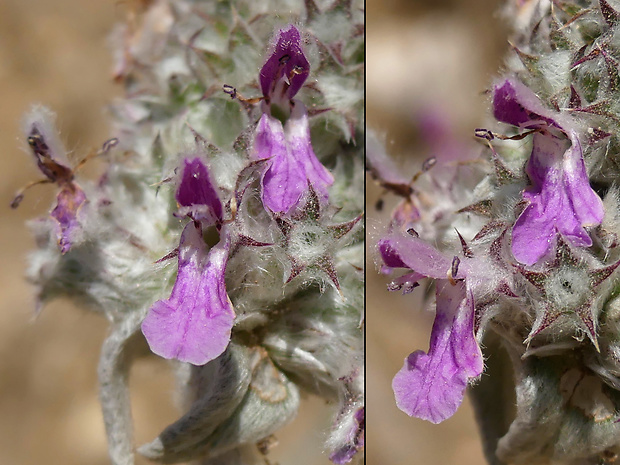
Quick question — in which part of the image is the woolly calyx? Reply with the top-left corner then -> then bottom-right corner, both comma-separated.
516,236 -> 620,350
275,185 -> 361,288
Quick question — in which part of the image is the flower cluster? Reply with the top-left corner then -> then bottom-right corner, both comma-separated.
373,0 -> 620,463
21,2 -> 363,465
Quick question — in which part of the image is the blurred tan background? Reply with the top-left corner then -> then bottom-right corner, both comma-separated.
0,1 -> 335,464
367,0 -> 509,464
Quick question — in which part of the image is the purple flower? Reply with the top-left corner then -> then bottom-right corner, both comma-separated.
252,25 -> 333,214
493,78 -> 604,265
253,102 -> 333,213
141,157 -> 235,366
14,106 -> 87,254
259,24 -> 310,104
141,222 -> 234,365
378,232 -> 484,423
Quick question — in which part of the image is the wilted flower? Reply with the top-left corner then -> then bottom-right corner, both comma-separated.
13,106 -> 88,254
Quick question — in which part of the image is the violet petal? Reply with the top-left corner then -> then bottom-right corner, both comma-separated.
392,281 -> 483,423
493,79 -> 558,129
285,102 -> 334,203
254,113 -> 305,213
176,157 -> 223,224
259,25 -> 309,101
512,134 -> 571,264
141,223 -> 235,366
51,183 -> 87,254
378,233 -> 465,280
511,206 -> 559,266
563,132 -> 605,227
511,131 -> 603,265
253,110 -> 333,214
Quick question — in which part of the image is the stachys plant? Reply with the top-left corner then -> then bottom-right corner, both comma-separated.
371,0 -> 620,463
16,1 -> 364,464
